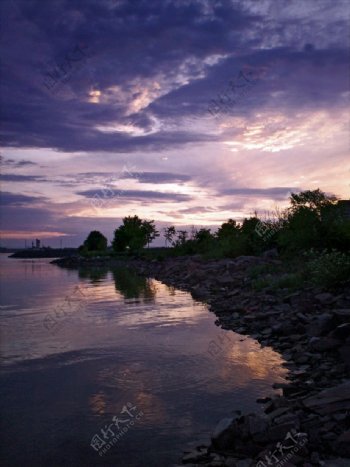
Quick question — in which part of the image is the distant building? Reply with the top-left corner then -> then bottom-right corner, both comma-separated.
35,239 -> 41,249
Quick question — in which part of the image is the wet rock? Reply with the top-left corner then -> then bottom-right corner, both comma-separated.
182,447 -> 208,464
266,407 -> 290,421
246,414 -> 269,438
257,397 -> 271,404
211,418 -> 235,450
303,381 -> 350,415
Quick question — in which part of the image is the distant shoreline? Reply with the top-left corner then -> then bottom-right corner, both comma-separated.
9,248 -> 78,259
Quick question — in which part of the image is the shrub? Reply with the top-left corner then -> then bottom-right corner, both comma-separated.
306,249 -> 350,288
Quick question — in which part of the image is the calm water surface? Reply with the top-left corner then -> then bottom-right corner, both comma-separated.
0,254 -> 287,466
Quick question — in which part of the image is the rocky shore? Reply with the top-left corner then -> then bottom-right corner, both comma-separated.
53,254 -> 350,467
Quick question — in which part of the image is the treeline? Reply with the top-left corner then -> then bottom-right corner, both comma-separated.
79,189 -> 350,257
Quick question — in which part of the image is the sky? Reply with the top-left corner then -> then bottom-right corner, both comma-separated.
0,0 -> 349,248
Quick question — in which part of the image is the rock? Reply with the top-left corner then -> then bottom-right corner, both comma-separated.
246,414 -> 269,437
339,344 -> 350,371
330,323 -> 350,340
223,458 -> 238,467
307,313 -> 334,337
309,336 -> 342,352
333,309 -> 350,323
262,248 -> 279,258
256,397 -> 271,404
266,407 -> 290,421
268,422 -> 299,442
303,381 -> 350,415
315,293 -> 334,304
323,459 -> 350,467
236,460 -> 253,467
182,448 -> 208,464
334,430 -> 350,457
211,417 -> 235,450
310,451 -> 320,464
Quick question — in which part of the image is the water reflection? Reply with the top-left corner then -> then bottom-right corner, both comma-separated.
0,255 -> 287,467
112,268 -> 156,301
78,267 -> 109,283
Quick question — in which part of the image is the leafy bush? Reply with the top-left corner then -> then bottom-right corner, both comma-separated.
306,249 -> 350,288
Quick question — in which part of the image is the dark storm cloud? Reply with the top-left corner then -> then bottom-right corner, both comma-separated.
0,191 -> 46,206
0,174 -> 45,182
0,0 -> 348,153
0,0 -> 260,151
77,188 -> 191,202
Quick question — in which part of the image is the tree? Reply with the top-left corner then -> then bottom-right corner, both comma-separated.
217,219 -> 239,240
194,228 -> 213,243
82,230 -> 107,251
176,230 -> 188,246
164,226 -> 176,247
278,189 -> 339,252
289,189 -> 337,216
112,216 -> 158,252
142,220 -> 159,247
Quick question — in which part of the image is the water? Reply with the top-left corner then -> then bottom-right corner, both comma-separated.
0,254 -> 287,466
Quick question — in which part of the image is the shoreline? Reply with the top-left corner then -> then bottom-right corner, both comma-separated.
53,255 -> 350,466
